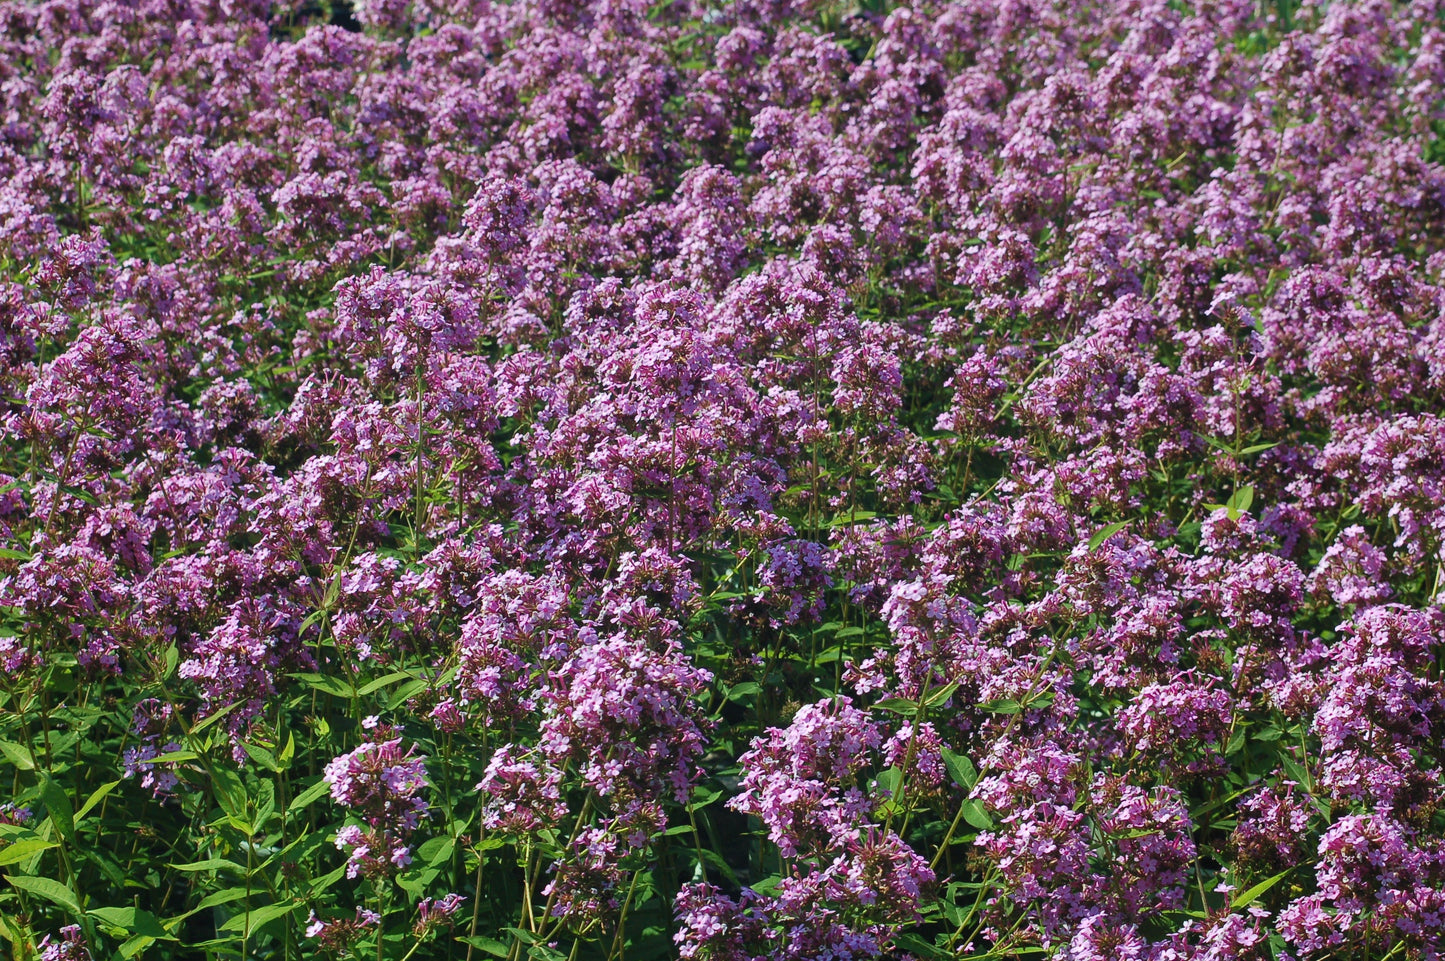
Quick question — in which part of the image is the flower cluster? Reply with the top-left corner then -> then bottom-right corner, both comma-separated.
324,722 -> 430,878
0,0 -> 1444,959
37,926 -> 91,961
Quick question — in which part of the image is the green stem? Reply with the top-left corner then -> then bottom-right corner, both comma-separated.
605,869 -> 643,961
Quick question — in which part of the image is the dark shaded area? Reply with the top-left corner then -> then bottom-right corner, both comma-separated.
289,0 -> 361,31
327,0 -> 361,32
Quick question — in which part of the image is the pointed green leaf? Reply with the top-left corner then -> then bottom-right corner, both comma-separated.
357,671 -> 414,696
241,741 -> 279,773
0,741 -> 34,771
118,935 -> 157,959
940,749 -> 978,790
924,681 -> 960,708
286,777 -> 331,815
75,781 -> 121,823
0,839 -> 58,866
726,682 -> 760,701
167,858 -> 247,874
208,764 -> 247,824
1088,520 -> 1130,552
289,672 -> 353,698
1232,868 -> 1292,909
5,875 -> 82,917
39,777 -> 74,842
216,900 -> 302,933
89,906 -> 172,940
961,800 -> 994,831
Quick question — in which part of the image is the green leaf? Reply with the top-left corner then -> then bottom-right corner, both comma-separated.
387,679 -> 427,709
824,511 -> 877,527
290,672 -> 353,698
168,887 -> 249,925
979,698 -> 1021,714
750,874 -> 783,897
89,906 -> 172,940
527,941 -> 569,961
1279,755 -> 1311,788
322,571 -> 342,609
395,867 -> 437,898
726,682 -> 760,701
216,900 -> 302,933
190,700 -> 242,736
118,935 -> 156,959
923,681 -> 960,708
297,608 -> 328,640
1027,690 -> 1058,710
5,875 -> 82,917
940,749 -> 978,790
0,839 -> 58,866
1191,783 -> 1255,825
39,776 -> 75,842
1226,486 -> 1255,519
457,936 -> 511,958
693,847 -> 739,887
252,780 -> 276,833
357,670 -> 414,696
167,858 -> 247,874
308,864 -> 347,895
59,484 -> 97,506
872,697 -> 918,715
194,888 -> 250,911
0,548 -> 31,560
209,765 -> 248,825
0,741 -> 34,771
1232,868 -> 1292,909
893,934 -> 951,959
75,781 -> 121,822
418,836 -> 455,867
960,799 -> 994,831
286,777 -> 331,814
241,741 -> 279,773
1088,520 -> 1130,552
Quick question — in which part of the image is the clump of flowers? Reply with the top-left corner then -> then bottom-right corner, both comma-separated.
37,926 -> 91,961
2,0 -> 1445,959
0,803 -> 32,827
306,907 -> 381,953
412,893 -> 466,938
324,719 -> 429,878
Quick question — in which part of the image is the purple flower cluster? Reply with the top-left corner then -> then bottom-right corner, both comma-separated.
324,721 -> 430,878
1,0 -> 1444,958
36,926 -> 91,961
305,906 -> 381,953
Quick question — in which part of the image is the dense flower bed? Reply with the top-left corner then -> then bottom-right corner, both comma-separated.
1,0 -> 1444,958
